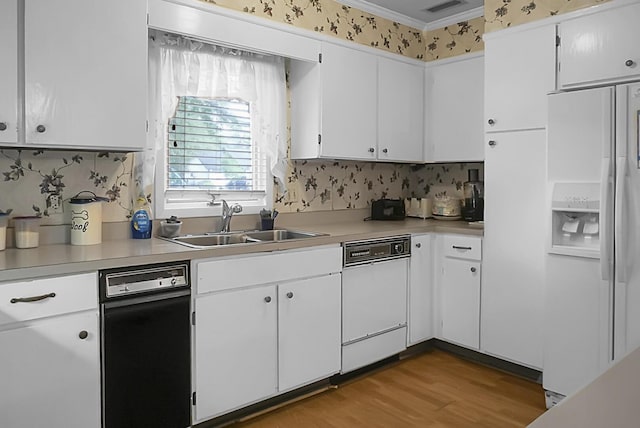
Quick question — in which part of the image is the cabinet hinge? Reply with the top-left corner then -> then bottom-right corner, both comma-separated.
556,35 -> 560,47
192,392 -> 196,406
318,134 -> 322,145
145,120 -> 149,133
191,311 -> 196,326
318,53 -> 322,63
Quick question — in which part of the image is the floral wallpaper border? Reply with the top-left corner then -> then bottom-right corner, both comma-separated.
201,0 -> 426,59
485,0 -> 611,32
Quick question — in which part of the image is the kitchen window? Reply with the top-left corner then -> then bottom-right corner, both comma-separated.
167,96 -> 266,193
149,32 -> 287,218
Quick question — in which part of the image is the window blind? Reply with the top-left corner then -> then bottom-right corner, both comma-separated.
167,96 -> 266,192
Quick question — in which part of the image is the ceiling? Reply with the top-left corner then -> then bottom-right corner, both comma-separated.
336,0 -> 484,29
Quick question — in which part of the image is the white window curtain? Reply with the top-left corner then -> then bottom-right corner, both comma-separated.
141,32 -> 287,208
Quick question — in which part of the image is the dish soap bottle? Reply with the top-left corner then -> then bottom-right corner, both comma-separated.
131,197 -> 152,239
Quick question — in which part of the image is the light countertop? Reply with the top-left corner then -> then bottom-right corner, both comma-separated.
528,346 -> 640,428
0,213 -> 482,283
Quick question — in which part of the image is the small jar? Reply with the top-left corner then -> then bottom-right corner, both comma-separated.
0,214 -> 8,251
13,216 -> 41,249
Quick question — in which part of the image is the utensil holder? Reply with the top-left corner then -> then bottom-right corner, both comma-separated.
261,218 -> 274,230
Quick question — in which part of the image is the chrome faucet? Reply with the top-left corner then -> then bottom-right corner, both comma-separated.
220,200 -> 243,232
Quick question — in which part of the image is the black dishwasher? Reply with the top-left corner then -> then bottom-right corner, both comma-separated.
99,261 -> 191,428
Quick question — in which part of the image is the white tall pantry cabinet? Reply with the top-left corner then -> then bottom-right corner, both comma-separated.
481,23 -> 556,369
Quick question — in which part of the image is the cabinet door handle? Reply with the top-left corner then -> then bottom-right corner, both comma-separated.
368,147 -> 375,153
382,148 -> 388,154
470,267 -> 477,273
10,292 -> 56,304
286,292 -> 294,299
264,296 -> 272,303
36,124 -> 46,133
488,140 -> 496,147
452,245 -> 472,251
488,118 -> 495,125
0,122 -> 7,131
415,243 -> 422,248
625,59 -> 635,67
78,330 -> 89,340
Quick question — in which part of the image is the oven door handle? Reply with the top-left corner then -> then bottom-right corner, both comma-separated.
102,288 -> 190,309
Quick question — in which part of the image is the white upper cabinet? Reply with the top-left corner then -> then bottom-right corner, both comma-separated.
290,42 -> 424,162
378,57 -> 424,162
0,0 -> 18,144
290,42 -> 376,160
20,0 -> 147,150
484,24 -> 556,132
319,42 -> 378,160
558,2 -> 640,89
426,54 -> 484,162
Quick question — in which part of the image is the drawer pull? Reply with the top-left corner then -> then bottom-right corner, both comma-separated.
470,267 -> 477,273
452,246 -> 472,251
78,330 -> 89,340
10,292 -> 56,304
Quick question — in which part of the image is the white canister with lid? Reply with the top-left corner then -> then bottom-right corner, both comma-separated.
0,214 -> 9,250
69,191 -> 108,245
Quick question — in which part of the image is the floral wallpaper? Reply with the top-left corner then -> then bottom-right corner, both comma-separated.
0,147 -> 481,221
200,0 -> 425,59
424,16 -> 485,61
272,160 -> 484,213
485,0 -> 610,32
0,149 -> 134,224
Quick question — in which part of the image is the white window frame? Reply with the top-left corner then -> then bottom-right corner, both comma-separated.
149,41 -> 275,219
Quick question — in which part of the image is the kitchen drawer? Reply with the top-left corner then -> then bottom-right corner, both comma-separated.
195,245 -> 342,294
0,272 -> 98,326
442,235 -> 482,260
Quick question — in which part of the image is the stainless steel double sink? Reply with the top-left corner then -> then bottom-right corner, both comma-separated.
161,229 -> 327,249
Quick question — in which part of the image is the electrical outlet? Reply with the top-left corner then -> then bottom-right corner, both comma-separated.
286,188 -> 299,203
47,193 -> 63,214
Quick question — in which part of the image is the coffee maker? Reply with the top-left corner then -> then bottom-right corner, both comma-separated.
461,169 -> 484,221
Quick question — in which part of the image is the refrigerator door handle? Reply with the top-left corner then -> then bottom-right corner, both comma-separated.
600,157 -> 612,281
615,156 -> 627,283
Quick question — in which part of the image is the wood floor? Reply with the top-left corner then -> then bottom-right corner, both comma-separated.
234,350 -> 547,428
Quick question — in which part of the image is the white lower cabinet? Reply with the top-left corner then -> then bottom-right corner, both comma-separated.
278,275 -> 341,391
192,246 -> 342,423
194,285 -> 278,421
0,273 -> 100,428
436,235 -> 482,350
408,234 -> 433,345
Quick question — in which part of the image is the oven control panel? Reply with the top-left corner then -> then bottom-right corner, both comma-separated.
99,261 -> 190,300
343,236 -> 411,266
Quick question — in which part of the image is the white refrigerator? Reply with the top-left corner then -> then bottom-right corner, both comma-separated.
544,83 -> 640,404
